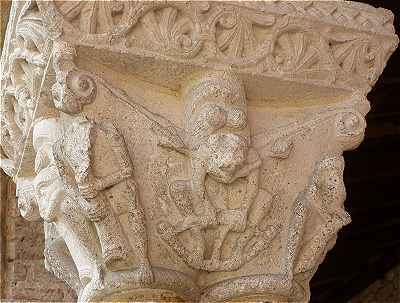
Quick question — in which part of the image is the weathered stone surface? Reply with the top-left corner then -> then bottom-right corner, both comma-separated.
1,181 -> 77,301
0,1 -> 398,302
0,0 -> 12,51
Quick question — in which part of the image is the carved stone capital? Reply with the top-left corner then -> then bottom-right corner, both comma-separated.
1,1 -> 398,302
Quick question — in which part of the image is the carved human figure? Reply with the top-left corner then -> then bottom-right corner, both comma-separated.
284,156 -> 351,298
17,179 -> 83,294
189,73 -> 279,264
17,117 -> 103,292
14,86 -> 35,132
182,72 -> 251,230
51,40 -> 153,283
0,93 -> 23,176
154,72 -> 278,271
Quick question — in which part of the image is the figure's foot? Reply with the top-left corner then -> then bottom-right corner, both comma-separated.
91,263 -> 105,290
106,257 -> 132,272
137,262 -> 154,285
104,247 -> 131,271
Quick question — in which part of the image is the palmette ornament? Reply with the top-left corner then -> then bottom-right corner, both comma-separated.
1,1 -> 398,302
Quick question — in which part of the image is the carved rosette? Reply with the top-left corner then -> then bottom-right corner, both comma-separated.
0,1 -> 398,303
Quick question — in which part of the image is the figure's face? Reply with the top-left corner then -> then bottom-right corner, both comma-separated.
316,168 -> 346,213
207,133 -> 247,183
34,171 -> 64,206
52,79 -> 83,115
51,47 -> 97,115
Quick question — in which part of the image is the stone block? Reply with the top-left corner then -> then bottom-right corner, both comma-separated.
0,1 -> 398,302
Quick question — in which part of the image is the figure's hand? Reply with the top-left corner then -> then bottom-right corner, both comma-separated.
78,195 -> 107,222
42,186 -> 64,222
120,168 -> 133,180
85,201 -> 106,222
78,179 -> 101,199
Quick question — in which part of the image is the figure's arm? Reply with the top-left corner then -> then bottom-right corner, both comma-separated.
151,121 -> 188,155
240,166 -> 259,215
230,148 -> 261,182
191,156 -> 208,216
217,150 -> 261,232
93,122 -> 134,191
284,191 -> 310,279
38,181 -> 63,222
294,223 -> 337,274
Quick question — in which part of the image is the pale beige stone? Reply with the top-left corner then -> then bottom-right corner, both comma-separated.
0,1 -> 398,302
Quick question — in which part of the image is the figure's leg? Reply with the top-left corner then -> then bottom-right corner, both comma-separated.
220,227 -> 255,271
190,226 -> 205,266
169,179 -> 207,233
56,201 -> 102,288
209,225 -> 230,269
224,190 -> 279,270
191,158 -> 217,225
44,232 -> 83,294
284,193 -> 309,283
247,189 -> 273,229
85,193 -> 132,271
169,180 -> 195,217
126,179 -> 153,284
158,221 -> 204,269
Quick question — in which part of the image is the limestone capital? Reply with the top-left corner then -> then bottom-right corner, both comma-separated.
0,1 -> 398,302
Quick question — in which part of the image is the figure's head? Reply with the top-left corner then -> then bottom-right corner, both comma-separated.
183,71 -> 247,129
335,111 -> 366,151
0,95 -> 20,151
51,41 -> 96,115
206,133 -> 248,183
313,156 -> 346,210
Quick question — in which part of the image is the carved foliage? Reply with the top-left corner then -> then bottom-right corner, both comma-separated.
138,6 -> 203,58
0,0 -> 52,177
0,2 -> 397,303
267,24 -> 328,78
208,6 -> 275,59
325,31 -> 393,85
55,1 -> 130,35
36,1 -> 398,90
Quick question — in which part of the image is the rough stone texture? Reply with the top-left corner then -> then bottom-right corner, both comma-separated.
349,264 -> 400,303
0,1 -> 398,302
0,0 -> 11,52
